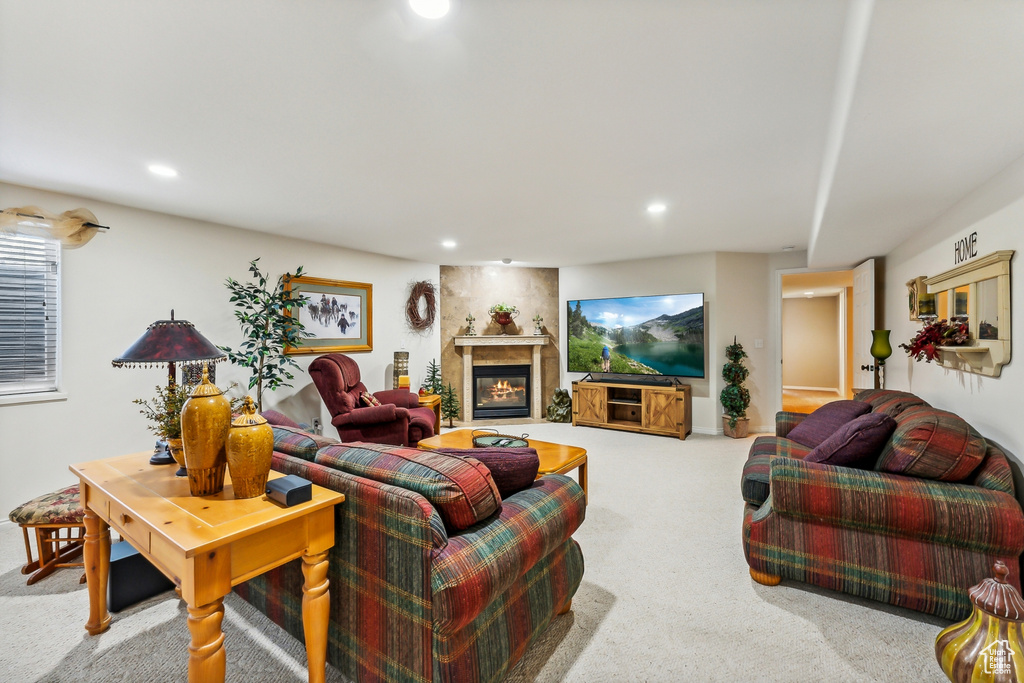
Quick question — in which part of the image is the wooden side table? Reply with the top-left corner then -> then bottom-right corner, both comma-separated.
71,452 -> 344,683
418,393 -> 442,434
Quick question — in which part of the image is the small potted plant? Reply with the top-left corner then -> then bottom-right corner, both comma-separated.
134,383 -> 192,469
720,337 -> 751,438
488,303 -> 519,333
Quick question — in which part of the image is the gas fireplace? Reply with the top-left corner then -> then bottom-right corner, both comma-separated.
472,364 -> 531,419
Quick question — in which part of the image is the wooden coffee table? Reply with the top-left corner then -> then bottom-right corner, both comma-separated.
418,429 -> 588,501
71,452 -> 344,683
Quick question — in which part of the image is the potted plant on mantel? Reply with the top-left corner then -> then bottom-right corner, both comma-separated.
720,337 -> 751,438
488,303 -> 520,334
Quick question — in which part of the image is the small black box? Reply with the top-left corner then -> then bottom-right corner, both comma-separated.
108,540 -> 174,612
266,474 -> 312,507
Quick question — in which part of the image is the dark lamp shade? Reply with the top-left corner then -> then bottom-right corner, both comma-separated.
112,318 -> 225,368
870,329 -> 893,362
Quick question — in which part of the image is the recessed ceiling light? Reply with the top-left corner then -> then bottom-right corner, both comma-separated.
646,202 -> 667,215
781,245 -> 795,251
441,240 -> 457,248
148,164 -> 179,178
409,0 -> 450,19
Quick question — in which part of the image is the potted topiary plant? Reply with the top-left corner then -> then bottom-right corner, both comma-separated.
720,336 -> 751,438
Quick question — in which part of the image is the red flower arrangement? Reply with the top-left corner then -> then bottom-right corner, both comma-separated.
899,319 -> 969,363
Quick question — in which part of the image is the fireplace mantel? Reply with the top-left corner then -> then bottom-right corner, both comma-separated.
454,335 -> 550,419
454,335 -> 550,348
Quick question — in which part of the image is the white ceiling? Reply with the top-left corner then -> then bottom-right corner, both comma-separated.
2,1 -> 1022,268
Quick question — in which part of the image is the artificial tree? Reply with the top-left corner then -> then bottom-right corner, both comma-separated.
220,258 -> 310,412
720,336 -> 751,438
440,382 -> 461,428
423,358 -> 443,395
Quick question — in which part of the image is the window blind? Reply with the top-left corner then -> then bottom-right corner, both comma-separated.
0,233 -> 60,396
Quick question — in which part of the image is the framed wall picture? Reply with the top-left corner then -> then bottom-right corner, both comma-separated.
906,276 -> 935,321
285,276 -> 372,353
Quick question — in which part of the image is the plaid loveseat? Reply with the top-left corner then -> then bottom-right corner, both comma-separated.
741,389 -> 1024,621
236,438 -> 586,682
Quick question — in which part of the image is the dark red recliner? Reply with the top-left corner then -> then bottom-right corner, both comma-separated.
309,353 -> 435,446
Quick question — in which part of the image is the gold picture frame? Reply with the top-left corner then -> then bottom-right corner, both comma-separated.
285,276 -> 372,354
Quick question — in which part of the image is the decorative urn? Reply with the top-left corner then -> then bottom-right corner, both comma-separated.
488,304 -> 519,334
936,561 -> 1024,682
225,396 -> 274,499
180,364 -> 232,496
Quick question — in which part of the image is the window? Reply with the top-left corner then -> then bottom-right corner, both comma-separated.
0,233 -> 61,397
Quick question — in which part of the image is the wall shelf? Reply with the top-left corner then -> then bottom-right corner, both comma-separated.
934,342 -> 1009,376
922,250 -> 1013,378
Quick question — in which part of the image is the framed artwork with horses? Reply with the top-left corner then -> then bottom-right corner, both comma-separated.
284,275 -> 372,354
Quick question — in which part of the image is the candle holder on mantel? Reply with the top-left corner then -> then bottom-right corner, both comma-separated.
532,314 -> 544,335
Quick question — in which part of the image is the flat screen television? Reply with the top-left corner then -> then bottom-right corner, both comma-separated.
566,293 -> 705,378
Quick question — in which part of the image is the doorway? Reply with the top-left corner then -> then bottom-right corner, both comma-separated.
780,270 -> 854,413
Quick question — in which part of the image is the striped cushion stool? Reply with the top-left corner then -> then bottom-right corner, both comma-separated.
8,484 -> 86,585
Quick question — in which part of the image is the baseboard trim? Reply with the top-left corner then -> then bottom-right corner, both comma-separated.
697,425 -> 771,437
783,385 -> 841,394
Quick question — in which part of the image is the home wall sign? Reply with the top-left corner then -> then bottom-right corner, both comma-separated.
954,231 -> 978,265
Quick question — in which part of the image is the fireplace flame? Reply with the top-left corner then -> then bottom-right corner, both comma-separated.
488,379 -> 524,401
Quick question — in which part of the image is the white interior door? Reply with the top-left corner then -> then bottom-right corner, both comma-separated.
852,259 -> 875,391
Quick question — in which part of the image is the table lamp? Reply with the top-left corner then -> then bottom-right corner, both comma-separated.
112,311 -> 226,465
870,329 -> 892,390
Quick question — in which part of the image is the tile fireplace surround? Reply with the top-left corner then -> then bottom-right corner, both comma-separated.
454,335 -> 550,420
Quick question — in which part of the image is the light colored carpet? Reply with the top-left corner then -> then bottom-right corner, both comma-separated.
0,424 -> 949,681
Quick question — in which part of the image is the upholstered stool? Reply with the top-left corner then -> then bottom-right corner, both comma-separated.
8,484 -> 86,585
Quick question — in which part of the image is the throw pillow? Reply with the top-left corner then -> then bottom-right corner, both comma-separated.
360,392 -> 382,407
853,389 -> 929,417
271,425 -> 338,462
786,400 -> 872,449
804,412 -> 897,468
260,409 -> 302,429
433,447 -> 540,498
875,406 -> 987,481
315,443 -> 501,530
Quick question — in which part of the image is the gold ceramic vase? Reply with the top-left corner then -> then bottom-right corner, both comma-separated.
180,364 -> 232,496
226,396 -> 274,499
936,561 -> 1024,682
166,437 -> 187,477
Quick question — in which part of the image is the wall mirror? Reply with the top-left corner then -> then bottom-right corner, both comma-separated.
922,250 -> 1013,377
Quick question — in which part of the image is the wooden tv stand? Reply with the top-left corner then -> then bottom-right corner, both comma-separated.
571,380 -> 692,440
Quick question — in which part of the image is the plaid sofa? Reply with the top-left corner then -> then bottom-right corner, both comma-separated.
742,390 -> 1024,621
236,441 -> 586,682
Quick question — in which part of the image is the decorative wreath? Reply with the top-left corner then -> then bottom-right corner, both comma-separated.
406,280 -> 437,331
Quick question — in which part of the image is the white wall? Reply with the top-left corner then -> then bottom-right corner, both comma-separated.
559,251 -> 803,433
0,183 -> 439,513
883,155 -> 1024,474
782,296 -> 841,390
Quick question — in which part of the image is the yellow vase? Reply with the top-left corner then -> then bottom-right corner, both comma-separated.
226,396 -> 274,499
936,561 -> 1024,682
180,365 -> 232,496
